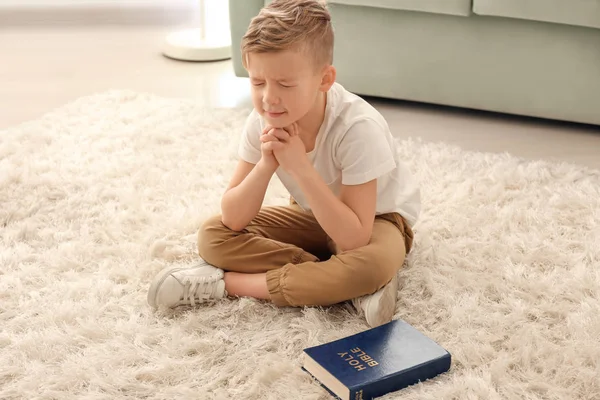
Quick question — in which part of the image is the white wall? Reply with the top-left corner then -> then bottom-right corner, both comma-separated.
0,0 -> 179,7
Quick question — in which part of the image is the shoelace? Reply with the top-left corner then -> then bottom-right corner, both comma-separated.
181,275 -> 220,306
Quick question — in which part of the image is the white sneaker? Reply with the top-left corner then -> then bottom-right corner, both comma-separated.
352,275 -> 399,327
147,261 -> 227,309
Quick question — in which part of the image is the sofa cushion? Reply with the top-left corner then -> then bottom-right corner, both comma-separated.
473,0 -> 600,30
328,0 -> 471,16
264,0 -> 471,17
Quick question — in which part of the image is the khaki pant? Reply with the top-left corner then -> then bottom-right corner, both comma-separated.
197,202 -> 413,307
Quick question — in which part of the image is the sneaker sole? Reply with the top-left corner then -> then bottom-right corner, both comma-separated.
366,275 -> 399,327
147,266 -> 186,309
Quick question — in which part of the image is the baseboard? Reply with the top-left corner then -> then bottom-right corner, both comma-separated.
0,1 -> 198,28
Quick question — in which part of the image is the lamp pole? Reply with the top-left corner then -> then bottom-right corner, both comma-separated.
162,0 -> 232,62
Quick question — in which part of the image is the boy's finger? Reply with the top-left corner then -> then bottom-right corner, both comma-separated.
271,141 -> 284,151
263,141 -> 284,152
271,129 -> 290,142
260,133 -> 279,143
283,123 -> 298,136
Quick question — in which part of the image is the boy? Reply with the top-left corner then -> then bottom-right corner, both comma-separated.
147,0 -> 420,327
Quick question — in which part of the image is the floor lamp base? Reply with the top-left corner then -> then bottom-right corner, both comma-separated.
162,28 -> 232,62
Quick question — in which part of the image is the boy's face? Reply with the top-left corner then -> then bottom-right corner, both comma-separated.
247,50 -> 331,129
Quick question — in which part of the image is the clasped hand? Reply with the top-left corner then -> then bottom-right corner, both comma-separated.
259,123 -> 308,174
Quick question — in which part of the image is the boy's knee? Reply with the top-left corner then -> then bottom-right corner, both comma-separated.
197,214 -> 230,264
364,263 -> 396,294
352,252 -> 401,295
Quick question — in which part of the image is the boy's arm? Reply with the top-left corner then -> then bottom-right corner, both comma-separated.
266,120 -> 393,251
291,166 -> 377,252
221,111 -> 281,231
220,159 -> 276,231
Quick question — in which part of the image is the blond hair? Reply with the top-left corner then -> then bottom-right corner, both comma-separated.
241,0 -> 334,69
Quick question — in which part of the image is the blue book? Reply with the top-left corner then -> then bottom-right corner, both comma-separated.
302,319 -> 451,400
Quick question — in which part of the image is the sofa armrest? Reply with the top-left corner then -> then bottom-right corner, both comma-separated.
229,0 -> 264,77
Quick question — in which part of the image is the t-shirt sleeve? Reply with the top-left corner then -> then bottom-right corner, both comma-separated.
337,118 -> 397,185
238,110 -> 262,164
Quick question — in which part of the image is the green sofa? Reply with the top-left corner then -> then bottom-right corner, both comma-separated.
229,0 -> 600,126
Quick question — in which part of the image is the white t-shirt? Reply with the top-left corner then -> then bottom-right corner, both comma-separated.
238,82 -> 421,227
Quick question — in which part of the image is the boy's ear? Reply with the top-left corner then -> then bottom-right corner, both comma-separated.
319,65 -> 336,91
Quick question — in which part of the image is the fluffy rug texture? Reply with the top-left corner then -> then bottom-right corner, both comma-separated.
1,90 -> 599,400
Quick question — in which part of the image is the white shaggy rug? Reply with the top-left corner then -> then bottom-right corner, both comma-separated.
1,91 -> 599,400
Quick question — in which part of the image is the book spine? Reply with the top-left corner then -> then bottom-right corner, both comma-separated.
351,354 -> 451,400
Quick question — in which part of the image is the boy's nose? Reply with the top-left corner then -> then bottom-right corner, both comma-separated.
263,88 -> 280,106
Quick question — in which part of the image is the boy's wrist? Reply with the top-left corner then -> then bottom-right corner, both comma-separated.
256,159 -> 278,176
289,161 -> 316,183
